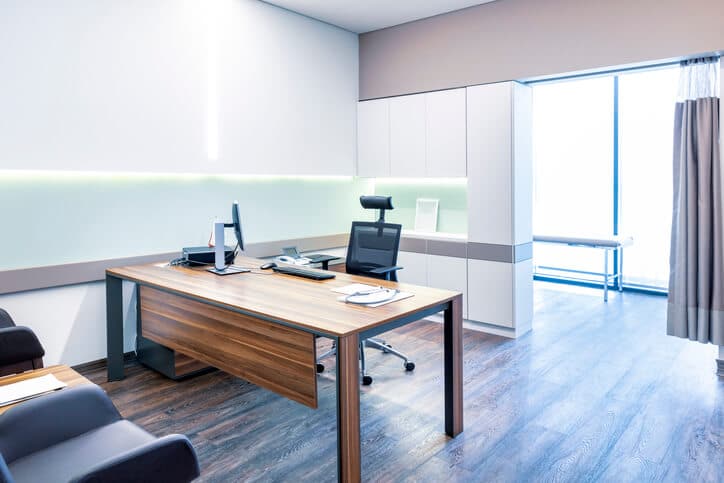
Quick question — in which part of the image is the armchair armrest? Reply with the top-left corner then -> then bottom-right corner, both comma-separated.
368,265 -> 403,275
0,454 -> 13,483
0,327 -> 45,367
0,386 -> 121,463
71,434 -> 200,483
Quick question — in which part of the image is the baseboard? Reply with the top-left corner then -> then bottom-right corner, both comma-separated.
71,351 -> 136,373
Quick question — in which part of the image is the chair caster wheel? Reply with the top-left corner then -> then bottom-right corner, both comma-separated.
404,362 -> 415,372
316,363 -> 325,373
362,375 -> 373,385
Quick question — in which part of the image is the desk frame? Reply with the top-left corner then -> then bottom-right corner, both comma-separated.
106,271 -> 462,482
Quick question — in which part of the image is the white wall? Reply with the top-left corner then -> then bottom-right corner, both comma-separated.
0,0 -> 359,366
0,0 -> 358,175
0,282 -> 137,366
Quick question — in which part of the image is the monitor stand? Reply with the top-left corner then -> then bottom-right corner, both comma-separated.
207,266 -> 250,276
208,221 -> 249,276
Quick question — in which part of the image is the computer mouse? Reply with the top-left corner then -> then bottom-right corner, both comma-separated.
260,262 -> 277,270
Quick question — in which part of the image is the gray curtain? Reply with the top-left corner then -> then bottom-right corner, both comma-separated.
667,57 -> 723,345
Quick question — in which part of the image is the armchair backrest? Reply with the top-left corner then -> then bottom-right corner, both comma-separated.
345,221 -> 402,281
0,309 -> 15,330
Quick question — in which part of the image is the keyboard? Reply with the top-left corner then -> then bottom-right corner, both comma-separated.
272,265 -> 336,280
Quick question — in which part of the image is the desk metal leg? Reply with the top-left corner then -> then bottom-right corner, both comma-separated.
336,334 -> 361,483
444,295 -> 463,437
106,275 -> 125,381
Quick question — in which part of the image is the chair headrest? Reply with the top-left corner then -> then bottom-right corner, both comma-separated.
360,196 -> 393,211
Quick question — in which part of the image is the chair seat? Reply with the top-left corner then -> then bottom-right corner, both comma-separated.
9,420 -> 155,483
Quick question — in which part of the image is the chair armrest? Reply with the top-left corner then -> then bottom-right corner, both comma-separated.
368,265 -> 403,275
0,386 -> 121,463
71,434 -> 200,483
0,327 -> 45,367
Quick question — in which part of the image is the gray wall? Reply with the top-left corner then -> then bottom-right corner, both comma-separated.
359,0 -> 724,99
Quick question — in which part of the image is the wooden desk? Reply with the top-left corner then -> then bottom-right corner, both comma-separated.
106,256 -> 463,482
0,365 -> 93,415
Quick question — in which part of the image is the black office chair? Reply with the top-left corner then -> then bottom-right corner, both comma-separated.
0,308 -> 45,377
317,196 -> 415,385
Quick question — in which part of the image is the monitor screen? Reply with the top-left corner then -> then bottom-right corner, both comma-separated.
232,201 -> 244,252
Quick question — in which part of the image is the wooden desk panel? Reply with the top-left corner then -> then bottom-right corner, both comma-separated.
140,286 -> 318,408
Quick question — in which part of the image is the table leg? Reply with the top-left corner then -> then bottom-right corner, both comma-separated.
603,249 -> 609,302
106,275 -> 124,381
444,295 -> 463,437
336,334 -> 361,483
618,247 -> 624,291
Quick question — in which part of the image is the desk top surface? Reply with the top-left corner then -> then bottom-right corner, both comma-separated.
108,257 -> 460,337
0,365 -> 93,415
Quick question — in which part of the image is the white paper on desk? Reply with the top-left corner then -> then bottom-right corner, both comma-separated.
0,374 -> 67,407
332,283 -> 414,307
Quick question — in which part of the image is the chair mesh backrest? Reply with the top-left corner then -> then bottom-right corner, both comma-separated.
0,309 -> 15,329
346,222 -> 402,281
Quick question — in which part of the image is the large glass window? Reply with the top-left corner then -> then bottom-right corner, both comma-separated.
618,68 -> 679,287
532,77 -> 614,275
532,65 -> 678,290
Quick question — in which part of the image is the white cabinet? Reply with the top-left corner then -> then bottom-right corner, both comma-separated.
396,251 -> 427,286
427,254 -> 468,318
467,259 -> 513,327
466,81 -> 533,337
467,258 -> 533,334
426,89 -> 467,177
390,95 -> 426,177
397,251 -> 468,319
357,99 -> 390,177
357,88 -> 466,178
467,82 -> 532,245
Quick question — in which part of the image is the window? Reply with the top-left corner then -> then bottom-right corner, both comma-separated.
618,68 -> 679,287
532,65 -> 679,290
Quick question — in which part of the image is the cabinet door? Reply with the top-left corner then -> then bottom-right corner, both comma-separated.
467,259 -> 513,327
390,94 -> 426,177
357,99 -> 390,177
396,251 -> 427,286
426,88 -> 466,177
427,254 -> 468,318
466,83 -> 513,245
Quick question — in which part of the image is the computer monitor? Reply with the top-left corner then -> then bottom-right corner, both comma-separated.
231,201 -> 244,252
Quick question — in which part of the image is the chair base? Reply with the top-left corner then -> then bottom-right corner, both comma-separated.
316,338 -> 414,385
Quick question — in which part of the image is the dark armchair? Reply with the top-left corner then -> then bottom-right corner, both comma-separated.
0,385 -> 200,483
0,309 -> 45,377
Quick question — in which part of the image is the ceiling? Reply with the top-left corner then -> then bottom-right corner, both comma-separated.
262,0 -> 499,34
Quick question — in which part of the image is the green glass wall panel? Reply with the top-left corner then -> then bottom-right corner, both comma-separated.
373,179 -> 467,234
0,173 -> 373,270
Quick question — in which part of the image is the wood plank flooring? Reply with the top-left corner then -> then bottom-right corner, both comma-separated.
80,282 -> 723,482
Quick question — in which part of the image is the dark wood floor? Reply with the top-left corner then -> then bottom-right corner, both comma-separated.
81,282 -> 723,482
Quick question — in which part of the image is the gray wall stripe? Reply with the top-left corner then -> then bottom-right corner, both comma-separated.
400,237 -> 533,264
0,233 -> 349,295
